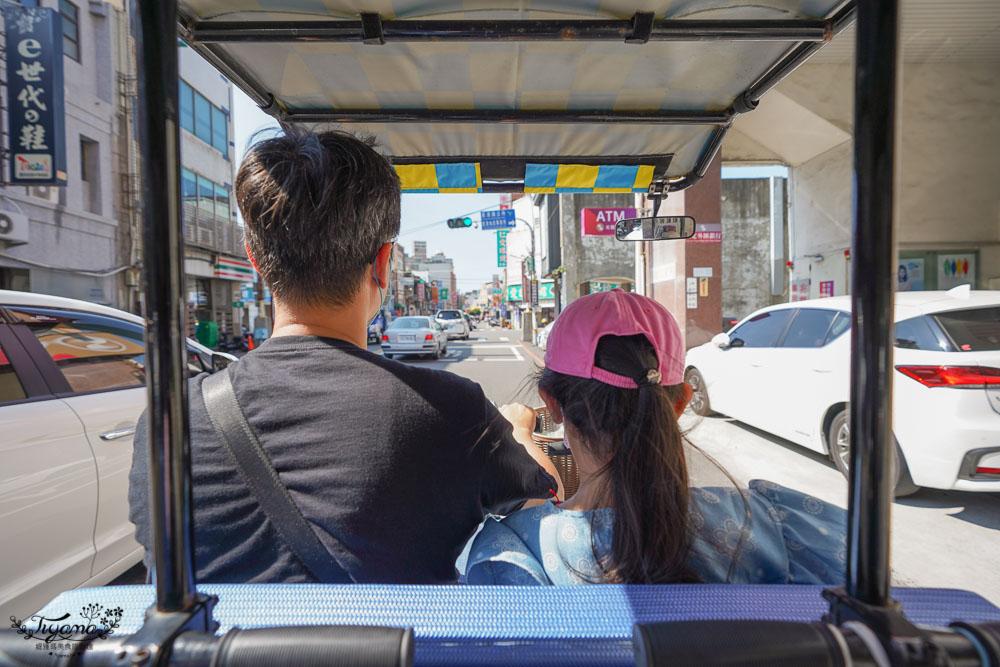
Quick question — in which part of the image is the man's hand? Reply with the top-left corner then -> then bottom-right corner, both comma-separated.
499,403 -> 536,433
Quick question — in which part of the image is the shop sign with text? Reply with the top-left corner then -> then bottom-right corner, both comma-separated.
688,223 -> 722,244
3,6 -> 67,184
581,208 -> 636,236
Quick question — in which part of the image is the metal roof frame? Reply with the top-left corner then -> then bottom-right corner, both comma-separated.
176,2 -> 856,192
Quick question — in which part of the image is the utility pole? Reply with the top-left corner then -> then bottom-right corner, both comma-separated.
516,217 -> 536,343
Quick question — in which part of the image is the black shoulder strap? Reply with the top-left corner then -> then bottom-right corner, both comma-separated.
201,367 -> 355,583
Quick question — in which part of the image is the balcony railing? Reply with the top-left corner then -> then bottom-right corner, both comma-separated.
183,201 -> 246,258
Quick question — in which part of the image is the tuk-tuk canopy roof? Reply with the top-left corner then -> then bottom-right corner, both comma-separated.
178,0 -> 850,192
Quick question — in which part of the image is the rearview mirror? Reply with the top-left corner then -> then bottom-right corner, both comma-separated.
615,216 -> 696,242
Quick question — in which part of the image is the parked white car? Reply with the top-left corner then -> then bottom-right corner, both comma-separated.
0,291 -> 235,618
536,320 -> 556,350
684,290 -> 1000,495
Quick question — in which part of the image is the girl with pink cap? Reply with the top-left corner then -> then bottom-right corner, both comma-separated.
467,290 -> 846,585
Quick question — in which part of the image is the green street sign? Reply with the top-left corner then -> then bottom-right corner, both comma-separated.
232,301 -> 244,308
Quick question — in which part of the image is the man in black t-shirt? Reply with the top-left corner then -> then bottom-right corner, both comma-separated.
128,129 -> 558,584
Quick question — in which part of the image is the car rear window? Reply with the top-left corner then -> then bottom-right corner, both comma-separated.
436,311 -> 461,320
932,307 -> 1000,351
390,317 -> 430,329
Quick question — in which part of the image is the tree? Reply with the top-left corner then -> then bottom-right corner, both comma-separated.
469,307 -> 481,316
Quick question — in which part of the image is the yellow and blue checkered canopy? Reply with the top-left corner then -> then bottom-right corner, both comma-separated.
523,164 -> 655,194
394,163 -> 482,193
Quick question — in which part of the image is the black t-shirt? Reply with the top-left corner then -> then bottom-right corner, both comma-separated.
128,335 -> 554,584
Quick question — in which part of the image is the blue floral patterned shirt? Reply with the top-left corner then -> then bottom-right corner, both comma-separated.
465,480 -> 847,586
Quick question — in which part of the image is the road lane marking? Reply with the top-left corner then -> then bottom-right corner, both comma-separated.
499,336 -> 509,341
517,340 -> 544,366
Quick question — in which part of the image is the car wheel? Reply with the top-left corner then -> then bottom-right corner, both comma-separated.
684,368 -> 712,416
827,409 -> 919,497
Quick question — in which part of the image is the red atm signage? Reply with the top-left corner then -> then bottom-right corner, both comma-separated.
580,207 -> 637,237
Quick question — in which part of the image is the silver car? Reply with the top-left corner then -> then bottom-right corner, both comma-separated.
435,309 -> 470,340
381,316 -> 448,360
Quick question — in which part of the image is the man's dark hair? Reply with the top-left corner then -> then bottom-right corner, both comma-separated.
235,128 -> 401,306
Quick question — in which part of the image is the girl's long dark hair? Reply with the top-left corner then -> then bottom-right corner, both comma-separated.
538,334 -> 742,584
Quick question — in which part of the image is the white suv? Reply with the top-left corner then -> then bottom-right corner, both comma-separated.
0,290 -> 235,619
435,309 -> 470,340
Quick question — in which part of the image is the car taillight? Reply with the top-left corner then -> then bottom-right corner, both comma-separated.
425,334 -> 434,340
382,335 -> 388,341
895,365 -> 1000,387
976,467 -> 1000,476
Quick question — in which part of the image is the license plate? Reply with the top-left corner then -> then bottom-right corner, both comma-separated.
399,334 -> 415,342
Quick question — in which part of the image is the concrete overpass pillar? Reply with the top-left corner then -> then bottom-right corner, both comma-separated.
645,155 -> 722,350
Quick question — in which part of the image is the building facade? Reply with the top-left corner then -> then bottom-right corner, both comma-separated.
0,0 -> 127,306
177,44 -> 248,343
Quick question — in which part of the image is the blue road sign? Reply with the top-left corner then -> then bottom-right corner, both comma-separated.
481,208 -> 516,230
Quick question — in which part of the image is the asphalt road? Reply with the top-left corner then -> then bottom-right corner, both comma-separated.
368,323 -> 545,406
380,325 -> 1000,606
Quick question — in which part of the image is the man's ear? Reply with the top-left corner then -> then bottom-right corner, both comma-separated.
538,387 -> 563,424
244,240 -> 260,273
374,242 -> 393,289
673,382 -> 694,418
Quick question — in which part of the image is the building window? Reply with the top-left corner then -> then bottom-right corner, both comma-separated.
179,79 -> 229,158
60,0 -> 80,62
211,105 -> 228,157
214,183 -> 230,219
194,91 -> 212,144
197,174 -> 215,214
80,136 -> 101,214
179,80 -> 194,134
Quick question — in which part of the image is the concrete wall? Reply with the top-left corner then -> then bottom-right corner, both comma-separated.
786,62 -> 1000,295
721,177 -> 787,320
559,193 -> 636,306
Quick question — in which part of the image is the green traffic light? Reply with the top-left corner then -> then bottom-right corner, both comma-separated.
463,217 -> 472,227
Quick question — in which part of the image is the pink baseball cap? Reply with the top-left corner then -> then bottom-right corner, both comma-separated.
543,289 -> 684,388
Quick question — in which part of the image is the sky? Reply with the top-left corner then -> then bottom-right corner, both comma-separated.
232,89 -> 789,293
232,89 -> 504,293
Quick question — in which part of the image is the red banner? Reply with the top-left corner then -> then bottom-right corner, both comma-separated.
580,207 -> 637,236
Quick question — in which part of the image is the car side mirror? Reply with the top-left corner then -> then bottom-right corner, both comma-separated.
212,353 -> 232,372
712,333 -> 731,349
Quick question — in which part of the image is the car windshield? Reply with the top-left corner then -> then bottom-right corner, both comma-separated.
436,311 -> 462,320
389,317 -> 431,329
932,307 -> 1000,351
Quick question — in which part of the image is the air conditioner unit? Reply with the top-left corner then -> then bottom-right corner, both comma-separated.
0,211 -> 29,246
28,185 -> 60,203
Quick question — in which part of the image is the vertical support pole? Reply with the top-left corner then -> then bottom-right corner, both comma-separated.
846,0 -> 899,607
135,0 -> 197,612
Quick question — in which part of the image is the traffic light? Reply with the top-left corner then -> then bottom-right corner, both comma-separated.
447,216 -> 473,229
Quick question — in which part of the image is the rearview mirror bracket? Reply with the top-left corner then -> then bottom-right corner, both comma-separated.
647,179 -> 667,216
